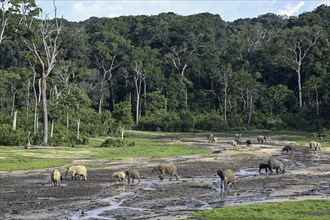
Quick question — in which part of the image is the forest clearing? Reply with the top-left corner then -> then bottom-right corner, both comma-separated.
1,131 -> 329,219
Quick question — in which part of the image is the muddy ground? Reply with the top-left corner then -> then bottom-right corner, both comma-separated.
1,136 -> 330,220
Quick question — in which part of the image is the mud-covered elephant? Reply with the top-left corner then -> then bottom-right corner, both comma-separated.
281,144 -> 294,153
217,169 -> 237,190
151,163 -> 179,181
268,158 -> 285,174
51,169 -> 62,186
112,171 -> 126,183
125,169 -> 140,184
65,165 -> 87,180
309,141 -> 321,150
257,135 -> 266,143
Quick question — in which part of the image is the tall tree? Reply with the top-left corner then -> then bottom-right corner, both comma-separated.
24,2 -> 62,145
279,26 -> 321,107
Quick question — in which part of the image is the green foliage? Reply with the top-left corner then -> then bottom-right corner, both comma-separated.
1,4 -> 329,139
99,137 -> 135,148
0,124 -> 26,146
195,112 -> 227,131
189,200 -> 330,220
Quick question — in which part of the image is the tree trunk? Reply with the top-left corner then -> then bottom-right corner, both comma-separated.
12,110 -> 17,131
66,112 -> 69,131
224,82 -> 227,121
41,75 -> 48,146
248,94 -> 253,125
121,127 -> 124,140
77,118 -> 80,139
143,79 -> 147,116
296,63 -> 303,107
50,119 -> 54,138
315,86 -> 319,115
26,80 -> 30,118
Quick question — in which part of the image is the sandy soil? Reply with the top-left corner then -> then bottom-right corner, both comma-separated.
0,136 -> 329,220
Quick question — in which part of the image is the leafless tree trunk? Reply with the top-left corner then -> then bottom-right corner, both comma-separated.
96,54 -> 118,114
12,110 -> 17,131
286,31 -> 320,107
24,3 -> 62,145
133,60 -> 145,125
76,118 -> 80,139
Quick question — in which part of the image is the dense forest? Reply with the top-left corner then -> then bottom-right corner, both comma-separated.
0,0 -> 329,146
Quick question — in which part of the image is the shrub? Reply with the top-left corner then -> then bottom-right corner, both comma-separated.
0,124 -> 26,146
99,137 -> 135,148
179,110 -> 196,132
195,112 -> 227,131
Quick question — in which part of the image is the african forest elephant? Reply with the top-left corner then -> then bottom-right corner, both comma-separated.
309,141 -> 321,150
65,165 -> 87,180
125,169 -> 140,184
268,158 -> 285,174
112,171 -> 126,183
51,169 -> 62,186
217,169 -> 237,190
257,135 -> 266,143
151,163 -> 179,181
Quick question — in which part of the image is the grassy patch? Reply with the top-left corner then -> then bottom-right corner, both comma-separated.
188,200 -> 330,220
229,153 -> 254,157
0,155 -> 71,171
0,136 -> 210,171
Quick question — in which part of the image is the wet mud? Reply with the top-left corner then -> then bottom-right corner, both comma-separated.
0,138 -> 329,219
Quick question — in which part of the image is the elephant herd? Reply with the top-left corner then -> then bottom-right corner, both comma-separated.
50,163 -> 179,186
50,135 -> 323,192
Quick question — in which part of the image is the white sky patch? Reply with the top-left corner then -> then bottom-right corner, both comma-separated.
278,1 -> 305,16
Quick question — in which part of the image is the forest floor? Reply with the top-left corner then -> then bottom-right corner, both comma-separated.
1,136 -> 330,220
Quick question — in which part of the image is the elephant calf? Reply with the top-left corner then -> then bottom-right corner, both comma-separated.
309,141 -> 321,151
268,158 -> 285,174
151,163 -> 179,181
217,169 -> 237,190
65,165 -> 87,181
112,171 -> 126,183
259,163 -> 269,173
125,169 -> 140,184
51,169 -> 62,186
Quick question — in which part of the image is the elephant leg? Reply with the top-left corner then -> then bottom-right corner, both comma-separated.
72,171 -> 76,180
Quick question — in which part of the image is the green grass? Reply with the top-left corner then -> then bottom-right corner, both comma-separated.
0,135 -> 210,171
229,153 -> 254,157
189,200 -> 330,220
1,130 -> 329,171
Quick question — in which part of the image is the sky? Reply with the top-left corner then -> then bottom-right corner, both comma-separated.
35,0 -> 329,22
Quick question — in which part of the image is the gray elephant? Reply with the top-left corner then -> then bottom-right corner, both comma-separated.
125,169 -> 140,184
258,163 -> 269,173
65,165 -> 87,180
112,171 -> 126,183
309,141 -> 321,150
217,169 -> 237,190
51,169 -> 62,186
282,145 -> 294,153
151,163 -> 179,181
257,135 -> 266,143
268,158 -> 285,174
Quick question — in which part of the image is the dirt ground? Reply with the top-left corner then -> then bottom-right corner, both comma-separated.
1,136 -> 330,220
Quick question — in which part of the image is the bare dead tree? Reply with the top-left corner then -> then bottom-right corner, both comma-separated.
24,1 -> 62,145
